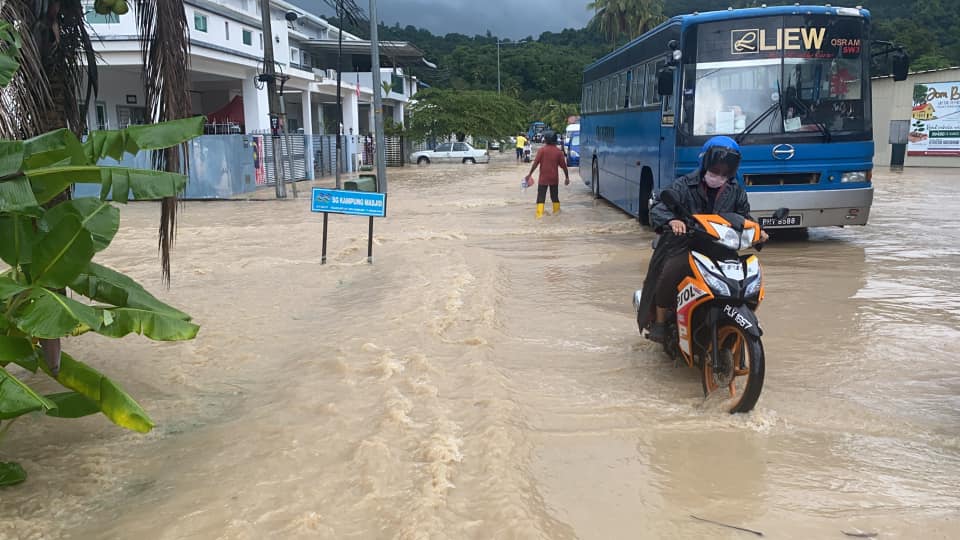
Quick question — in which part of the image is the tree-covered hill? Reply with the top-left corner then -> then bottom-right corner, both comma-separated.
333,0 -> 955,105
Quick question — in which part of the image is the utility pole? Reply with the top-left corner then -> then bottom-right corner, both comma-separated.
259,0 -> 286,198
334,1 -> 344,189
369,0 -> 387,193
497,39 -> 500,94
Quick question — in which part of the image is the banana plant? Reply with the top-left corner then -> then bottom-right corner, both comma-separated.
0,116 -> 204,487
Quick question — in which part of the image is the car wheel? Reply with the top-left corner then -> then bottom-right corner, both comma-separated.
417,157 -> 430,165
463,158 -> 476,164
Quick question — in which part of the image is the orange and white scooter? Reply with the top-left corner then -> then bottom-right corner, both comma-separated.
633,189 -> 788,413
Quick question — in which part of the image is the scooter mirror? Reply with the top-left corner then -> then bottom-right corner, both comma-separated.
772,207 -> 789,220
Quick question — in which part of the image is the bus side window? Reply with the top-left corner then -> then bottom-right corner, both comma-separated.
624,70 -> 632,108
644,60 -> 660,107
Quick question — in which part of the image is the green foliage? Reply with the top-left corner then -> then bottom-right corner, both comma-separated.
587,0 -> 664,45
528,100 -> 581,133
0,113 -> 204,483
404,88 -> 528,141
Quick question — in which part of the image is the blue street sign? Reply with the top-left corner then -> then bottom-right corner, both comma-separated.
311,188 -> 387,217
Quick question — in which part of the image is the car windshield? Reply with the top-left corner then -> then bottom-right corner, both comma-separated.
681,14 -> 869,139
571,135 -> 580,145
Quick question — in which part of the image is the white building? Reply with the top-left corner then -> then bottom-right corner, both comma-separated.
82,0 -> 427,137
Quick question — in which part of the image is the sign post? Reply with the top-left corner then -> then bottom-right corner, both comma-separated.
311,188 -> 387,264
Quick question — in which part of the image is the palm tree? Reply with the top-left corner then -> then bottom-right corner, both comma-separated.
0,0 -> 367,282
587,0 -> 664,47
0,0 -> 190,283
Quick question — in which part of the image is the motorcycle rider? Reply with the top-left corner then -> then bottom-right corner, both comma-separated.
638,135 -> 769,343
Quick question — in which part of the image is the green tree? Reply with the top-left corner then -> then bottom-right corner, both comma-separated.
404,89 -> 527,142
587,0 -> 664,46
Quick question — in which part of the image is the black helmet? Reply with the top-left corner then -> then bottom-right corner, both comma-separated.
544,130 -> 558,145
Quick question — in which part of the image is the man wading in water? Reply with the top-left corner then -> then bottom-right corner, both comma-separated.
524,130 -> 569,218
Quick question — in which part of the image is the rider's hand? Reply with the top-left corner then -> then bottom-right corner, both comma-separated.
760,230 -> 770,242
668,219 -> 687,235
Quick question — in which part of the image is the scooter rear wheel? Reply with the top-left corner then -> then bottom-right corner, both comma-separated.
702,325 -> 765,413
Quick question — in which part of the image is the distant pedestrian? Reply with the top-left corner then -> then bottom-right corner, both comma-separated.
515,133 -> 528,162
524,130 -> 569,218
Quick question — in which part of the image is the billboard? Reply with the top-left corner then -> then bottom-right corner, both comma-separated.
909,82 -> 960,156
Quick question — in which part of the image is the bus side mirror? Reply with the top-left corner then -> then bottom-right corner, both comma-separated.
657,69 -> 674,96
892,51 -> 910,81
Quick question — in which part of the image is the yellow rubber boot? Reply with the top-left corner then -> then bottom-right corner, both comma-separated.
552,202 -> 561,215
536,203 -> 544,219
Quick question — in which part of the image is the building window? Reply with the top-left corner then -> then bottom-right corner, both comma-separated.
194,13 -> 208,32
243,29 -> 252,46
95,102 -> 107,130
259,33 -> 263,49
290,47 -> 299,67
224,21 -> 229,40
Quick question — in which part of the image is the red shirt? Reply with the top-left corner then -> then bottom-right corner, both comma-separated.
532,145 -> 568,186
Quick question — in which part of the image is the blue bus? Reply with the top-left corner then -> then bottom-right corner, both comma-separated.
580,5 -> 902,228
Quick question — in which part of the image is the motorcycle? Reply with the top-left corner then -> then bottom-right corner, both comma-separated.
632,189 -> 788,413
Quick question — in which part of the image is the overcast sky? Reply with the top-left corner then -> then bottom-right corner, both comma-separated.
287,0 -> 592,40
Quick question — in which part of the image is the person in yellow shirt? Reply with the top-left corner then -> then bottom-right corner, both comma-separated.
515,133 -> 528,162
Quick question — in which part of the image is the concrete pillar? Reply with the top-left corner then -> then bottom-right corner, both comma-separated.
302,90 -> 314,179
242,72 -> 270,133
342,90 -> 359,137
393,101 -> 405,127
342,90 -> 360,172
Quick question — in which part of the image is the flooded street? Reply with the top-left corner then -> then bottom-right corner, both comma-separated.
2,154 -> 958,539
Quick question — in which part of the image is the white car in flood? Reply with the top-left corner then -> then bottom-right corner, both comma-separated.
410,142 -> 489,165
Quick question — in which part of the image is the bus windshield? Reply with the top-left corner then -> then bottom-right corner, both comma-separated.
681,15 -> 869,139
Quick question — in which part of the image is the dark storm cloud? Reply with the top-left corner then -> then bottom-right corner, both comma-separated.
287,0 -> 591,39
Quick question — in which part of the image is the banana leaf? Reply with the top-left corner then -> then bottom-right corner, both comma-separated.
24,165 -> 188,205
0,365 -> 56,419
0,462 -> 26,487
0,214 -> 36,266
0,140 -> 24,177
41,198 -> 119,252
0,336 -> 37,372
13,287 -> 102,339
69,262 -> 191,319
0,275 -> 28,297
47,352 -> 153,433
0,176 -> 40,215
23,129 -> 89,170
83,116 -> 205,162
43,391 -> 99,419
98,308 -> 199,341
29,213 -> 95,289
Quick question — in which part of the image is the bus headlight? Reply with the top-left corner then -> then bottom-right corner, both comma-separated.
841,171 -> 871,183
570,150 -> 579,158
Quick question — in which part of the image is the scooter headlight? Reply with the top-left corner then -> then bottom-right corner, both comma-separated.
694,257 -> 731,296
709,222 -> 743,250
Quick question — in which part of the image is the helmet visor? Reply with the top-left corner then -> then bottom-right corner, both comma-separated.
703,146 -> 742,175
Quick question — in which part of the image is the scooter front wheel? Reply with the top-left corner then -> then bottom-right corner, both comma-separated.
702,325 -> 765,413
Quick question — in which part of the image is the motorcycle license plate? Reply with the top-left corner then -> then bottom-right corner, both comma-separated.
760,215 -> 802,227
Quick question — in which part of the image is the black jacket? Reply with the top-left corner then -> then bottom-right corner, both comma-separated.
636,170 -> 753,328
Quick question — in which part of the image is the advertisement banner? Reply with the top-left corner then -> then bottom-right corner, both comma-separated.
909,82 -> 960,156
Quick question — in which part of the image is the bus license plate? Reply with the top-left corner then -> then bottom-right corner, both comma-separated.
760,215 -> 802,227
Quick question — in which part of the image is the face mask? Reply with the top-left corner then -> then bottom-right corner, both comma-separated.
703,171 -> 728,188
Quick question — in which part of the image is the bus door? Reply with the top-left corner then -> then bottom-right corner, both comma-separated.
659,93 -> 677,189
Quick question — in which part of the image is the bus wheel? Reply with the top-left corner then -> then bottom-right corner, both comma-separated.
591,159 -> 600,199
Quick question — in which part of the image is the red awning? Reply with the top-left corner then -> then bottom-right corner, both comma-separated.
207,95 -> 244,125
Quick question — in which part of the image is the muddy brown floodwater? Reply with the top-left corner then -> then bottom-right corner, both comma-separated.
1,154 -> 958,540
